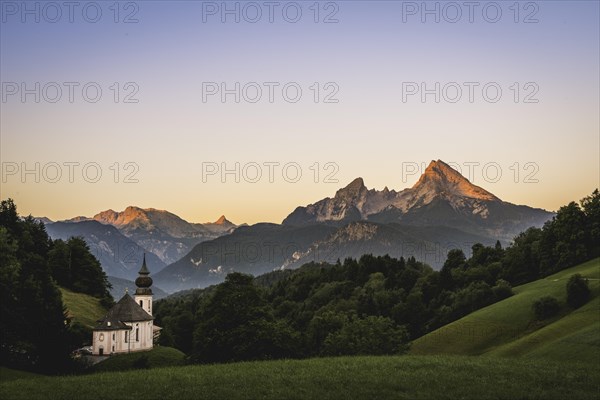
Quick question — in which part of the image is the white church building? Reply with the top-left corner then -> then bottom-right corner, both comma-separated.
92,255 -> 160,356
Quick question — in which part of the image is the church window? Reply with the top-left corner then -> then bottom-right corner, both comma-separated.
136,327 -> 139,342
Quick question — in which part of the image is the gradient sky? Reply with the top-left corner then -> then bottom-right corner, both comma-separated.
1,0 -> 599,225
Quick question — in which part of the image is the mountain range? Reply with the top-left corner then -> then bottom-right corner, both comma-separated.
153,160 -> 553,292
41,209 -> 240,285
92,207 -> 237,265
40,160 -> 554,293
45,220 -> 166,280
284,160 -> 550,240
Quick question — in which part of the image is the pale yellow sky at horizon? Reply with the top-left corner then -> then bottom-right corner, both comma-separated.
2,157 -> 597,226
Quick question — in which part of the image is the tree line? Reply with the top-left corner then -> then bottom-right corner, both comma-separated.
0,199 -> 113,373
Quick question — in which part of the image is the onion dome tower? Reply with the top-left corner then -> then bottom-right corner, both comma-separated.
134,253 -> 153,315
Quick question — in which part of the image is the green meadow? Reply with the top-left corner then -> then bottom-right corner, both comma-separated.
1,355 -> 598,400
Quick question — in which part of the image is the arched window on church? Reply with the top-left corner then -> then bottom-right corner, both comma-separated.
136,327 -> 139,342
139,300 -> 143,308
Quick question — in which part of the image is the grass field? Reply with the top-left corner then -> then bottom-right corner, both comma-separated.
0,355 -> 598,400
411,258 -> 600,361
91,347 -> 186,372
0,367 -> 41,383
60,288 -> 107,329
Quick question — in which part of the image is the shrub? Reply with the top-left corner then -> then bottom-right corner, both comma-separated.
492,279 -> 513,301
566,274 -> 591,309
532,296 -> 560,320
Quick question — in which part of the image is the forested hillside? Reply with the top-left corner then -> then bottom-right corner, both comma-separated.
0,199 -> 112,373
155,189 -> 599,362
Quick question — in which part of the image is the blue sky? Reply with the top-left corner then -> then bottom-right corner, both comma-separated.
1,1 -> 599,224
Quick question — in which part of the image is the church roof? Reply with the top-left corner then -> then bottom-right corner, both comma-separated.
94,319 -> 131,331
93,293 -> 153,331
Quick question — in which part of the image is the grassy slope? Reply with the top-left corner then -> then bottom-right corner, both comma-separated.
411,258 -> 600,360
0,355 -> 598,400
92,347 -> 186,372
487,295 -> 600,363
60,288 -> 107,329
0,367 -> 41,383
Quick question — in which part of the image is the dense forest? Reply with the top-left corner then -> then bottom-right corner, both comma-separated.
154,189 -> 599,363
0,199 -> 113,373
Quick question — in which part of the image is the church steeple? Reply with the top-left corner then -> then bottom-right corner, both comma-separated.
135,253 -> 153,296
134,253 -> 153,316
139,253 -> 150,275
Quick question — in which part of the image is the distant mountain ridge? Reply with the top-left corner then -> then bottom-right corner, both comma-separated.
85,206 -> 238,265
45,220 -> 166,281
94,207 -> 205,238
43,208 -> 241,284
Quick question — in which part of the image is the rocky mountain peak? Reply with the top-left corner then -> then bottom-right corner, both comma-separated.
412,160 -> 498,201
214,215 -> 230,225
93,209 -> 119,224
282,159 -> 514,226
335,177 -> 367,200
415,160 -> 468,186
94,206 -> 151,227
123,206 -> 147,217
